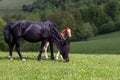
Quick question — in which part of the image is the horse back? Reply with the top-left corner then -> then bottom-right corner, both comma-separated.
21,22 -> 51,42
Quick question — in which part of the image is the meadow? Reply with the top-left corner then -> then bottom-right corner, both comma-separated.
71,31 -> 120,54
0,32 -> 120,80
0,52 -> 120,80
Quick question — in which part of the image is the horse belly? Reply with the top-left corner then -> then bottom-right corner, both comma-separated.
24,37 -> 41,42
22,31 -> 42,42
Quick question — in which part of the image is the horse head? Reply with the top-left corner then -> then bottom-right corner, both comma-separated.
61,27 -> 72,39
59,40 -> 70,62
65,27 -> 72,38
50,23 -> 71,62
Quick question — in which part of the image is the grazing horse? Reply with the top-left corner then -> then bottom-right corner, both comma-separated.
43,27 -> 71,59
3,20 -> 70,62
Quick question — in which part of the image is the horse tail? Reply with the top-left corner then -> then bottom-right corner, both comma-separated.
3,22 -> 13,45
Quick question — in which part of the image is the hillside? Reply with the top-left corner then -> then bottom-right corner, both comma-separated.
70,31 -> 120,54
0,0 -> 34,15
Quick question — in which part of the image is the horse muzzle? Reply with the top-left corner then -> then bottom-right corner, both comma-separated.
64,58 -> 69,62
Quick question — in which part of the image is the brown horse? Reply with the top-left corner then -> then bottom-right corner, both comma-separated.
43,27 -> 72,59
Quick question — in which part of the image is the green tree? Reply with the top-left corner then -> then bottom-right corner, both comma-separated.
0,18 -> 7,51
105,0 -> 119,20
99,20 -> 115,34
75,22 -> 94,41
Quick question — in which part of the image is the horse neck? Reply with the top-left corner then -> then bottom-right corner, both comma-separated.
49,22 -> 65,51
60,29 -> 68,40
50,24 -> 64,43
61,32 -> 66,40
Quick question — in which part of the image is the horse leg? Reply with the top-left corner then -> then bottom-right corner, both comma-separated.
15,38 -> 25,61
56,51 -> 60,60
38,40 -> 46,61
43,42 -> 49,59
60,53 -> 63,60
56,50 -> 63,60
49,41 -> 54,60
8,38 -> 15,60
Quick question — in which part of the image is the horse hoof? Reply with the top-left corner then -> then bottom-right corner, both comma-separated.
8,56 -> 10,59
51,57 -> 55,60
44,56 -> 48,59
38,59 -> 41,61
46,57 -> 48,59
8,56 -> 13,60
55,57 -> 58,60
22,58 -> 26,61
38,58 -> 41,61
10,58 -> 13,60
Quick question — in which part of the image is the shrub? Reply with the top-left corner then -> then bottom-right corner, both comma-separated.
99,20 -> 115,34
0,18 -> 7,51
0,18 -> 6,30
75,22 -> 94,41
115,21 -> 120,30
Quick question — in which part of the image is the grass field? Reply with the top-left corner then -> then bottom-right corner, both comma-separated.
71,31 -> 120,54
0,52 -> 120,80
0,30 -> 120,80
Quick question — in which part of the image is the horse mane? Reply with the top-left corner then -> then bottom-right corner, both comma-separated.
43,19 -> 57,25
61,29 -> 66,34
42,20 -> 62,40
50,23 -> 63,41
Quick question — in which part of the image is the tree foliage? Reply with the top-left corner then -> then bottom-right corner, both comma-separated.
0,18 -> 7,51
7,0 -> 120,40
1,0 -> 120,42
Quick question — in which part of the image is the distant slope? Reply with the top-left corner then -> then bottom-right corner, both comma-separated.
0,0 -> 34,16
0,0 -> 34,10
70,31 -> 120,54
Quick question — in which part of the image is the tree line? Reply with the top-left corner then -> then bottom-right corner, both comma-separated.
0,0 -> 120,51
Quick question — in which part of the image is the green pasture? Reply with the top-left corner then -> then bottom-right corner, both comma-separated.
0,52 -> 120,80
0,31 -> 120,80
71,31 -> 120,54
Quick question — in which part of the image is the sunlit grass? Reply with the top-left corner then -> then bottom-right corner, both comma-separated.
0,52 -> 120,80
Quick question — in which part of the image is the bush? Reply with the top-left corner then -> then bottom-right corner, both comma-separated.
44,9 -> 77,30
99,20 -> 115,34
115,21 -> 120,31
0,18 -> 7,51
0,18 -> 6,30
115,15 -> 120,31
75,22 -> 94,41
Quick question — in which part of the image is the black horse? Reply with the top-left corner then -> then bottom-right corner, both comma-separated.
3,20 -> 70,62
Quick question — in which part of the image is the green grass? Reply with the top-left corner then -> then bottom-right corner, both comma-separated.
71,31 -> 120,54
0,52 -> 120,80
0,25 -> 120,79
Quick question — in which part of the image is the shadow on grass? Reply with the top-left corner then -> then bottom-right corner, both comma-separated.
0,56 -> 63,62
